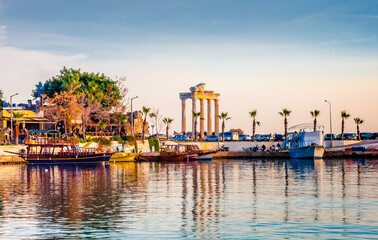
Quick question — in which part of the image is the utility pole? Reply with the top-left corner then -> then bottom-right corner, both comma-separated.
325,100 -> 333,148
10,93 -> 18,143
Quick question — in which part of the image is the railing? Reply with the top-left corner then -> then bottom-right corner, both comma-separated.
24,137 -> 76,145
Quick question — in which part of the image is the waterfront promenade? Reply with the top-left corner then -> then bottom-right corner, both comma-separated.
1,139 -> 377,164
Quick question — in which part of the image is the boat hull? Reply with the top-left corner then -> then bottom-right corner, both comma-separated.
191,153 -> 215,161
137,152 -> 186,161
289,146 -> 324,159
111,153 -> 137,162
24,154 -> 112,164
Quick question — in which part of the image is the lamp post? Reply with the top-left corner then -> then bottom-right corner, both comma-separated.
10,93 -> 18,143
324,100 -> 333,147
130,96 -> 138,136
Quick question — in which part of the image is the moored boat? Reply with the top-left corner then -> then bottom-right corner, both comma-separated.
16,138 -> 113,164
111,152 -> 137,162
180,143 -> 217,161
137,143 -> 187,161
287,127 -> 325,159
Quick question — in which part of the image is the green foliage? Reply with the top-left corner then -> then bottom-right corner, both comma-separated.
110,135 -> 124,144
99,137 -> 112,146
148,137 -> 159,152
310,110 -> 320,118
121,135 -> 137,146
88,137 -> 112,146
32,67 -> 121,109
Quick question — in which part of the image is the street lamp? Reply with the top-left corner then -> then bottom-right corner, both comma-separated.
10,93 -> 19,143
324,100 -> 333,147
130,96 -> 138,136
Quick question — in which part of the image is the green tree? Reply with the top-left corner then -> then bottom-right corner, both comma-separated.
354,118 -> 364,141
310,110 -> 320,132
98,120 -> 107,137
218,112 -> 231,142
141,106 -> 151,140
12,112 -> 25,145
32,67 -> 122,110
341,111 -> 350,140
113,113 -> 127,136
249,110 -> 259,142
163,118 -> 174,139
279,108 -> 291,140
192,111 -> 201,141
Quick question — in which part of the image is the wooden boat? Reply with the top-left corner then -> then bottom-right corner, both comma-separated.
111,152 -> 137,162
14,137 -> 113,164
137,144 -> 187,161
180,144 -> 217,160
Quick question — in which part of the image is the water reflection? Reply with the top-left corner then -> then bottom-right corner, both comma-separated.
0,159 -> 377,239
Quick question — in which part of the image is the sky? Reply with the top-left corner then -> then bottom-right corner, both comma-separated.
0,0 -> 377,135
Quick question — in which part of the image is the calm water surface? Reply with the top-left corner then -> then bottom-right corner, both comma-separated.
0,159 -> 377,239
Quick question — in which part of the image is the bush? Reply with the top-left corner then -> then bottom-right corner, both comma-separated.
122,135 -> 137,146
110,136 -> 124,144
87,137 -> 112,146
148,138 -> 159,152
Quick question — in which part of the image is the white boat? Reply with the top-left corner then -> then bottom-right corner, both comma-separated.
192,153 -> 215,161
287,124 -> 325,159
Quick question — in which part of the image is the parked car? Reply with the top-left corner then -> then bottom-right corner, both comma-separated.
324,133 -> 336,140
273,134 -> 284,141
204,135 -> 220,142
150,134 -> 166,139
366,132 -> 378,140
170,135 -> 189,141
220,132 -> 239,141
238,134 -> 250,141
259,134 -> 272,142
336,133 -> 357,140
251,134 -> 261,141
360,132 -> 370,140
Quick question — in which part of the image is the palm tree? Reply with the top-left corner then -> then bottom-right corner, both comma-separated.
218,112 -> 231,142
98,120 -> 107,137
192,111 -> 201,141
12,112 -> 25,145
354,118 -> 364,140
163,118 -> 174,139
149,112 -> 157,135
341,111 -> 350,140
310,110 -> 320,132
141,106 -> 151,140
278,108 -> 292,140
249,110 -> 259,142
113,113 -> 127,136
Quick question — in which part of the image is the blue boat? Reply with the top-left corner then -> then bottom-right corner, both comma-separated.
18,138 -> 113,164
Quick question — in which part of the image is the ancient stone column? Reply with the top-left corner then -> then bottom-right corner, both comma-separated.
192,98 -> 196,136
214,99 -> 219,135
200,98 -> 205,138
181,99 -> 186,134
207,99 -> 212,136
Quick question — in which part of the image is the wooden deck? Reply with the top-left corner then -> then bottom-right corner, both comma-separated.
0,155 -> 26,164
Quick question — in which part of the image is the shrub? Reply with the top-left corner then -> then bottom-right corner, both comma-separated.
110,136 -> 124,144
148,138 -> 159,152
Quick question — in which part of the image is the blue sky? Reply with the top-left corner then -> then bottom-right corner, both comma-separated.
0,0 -> 377,133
